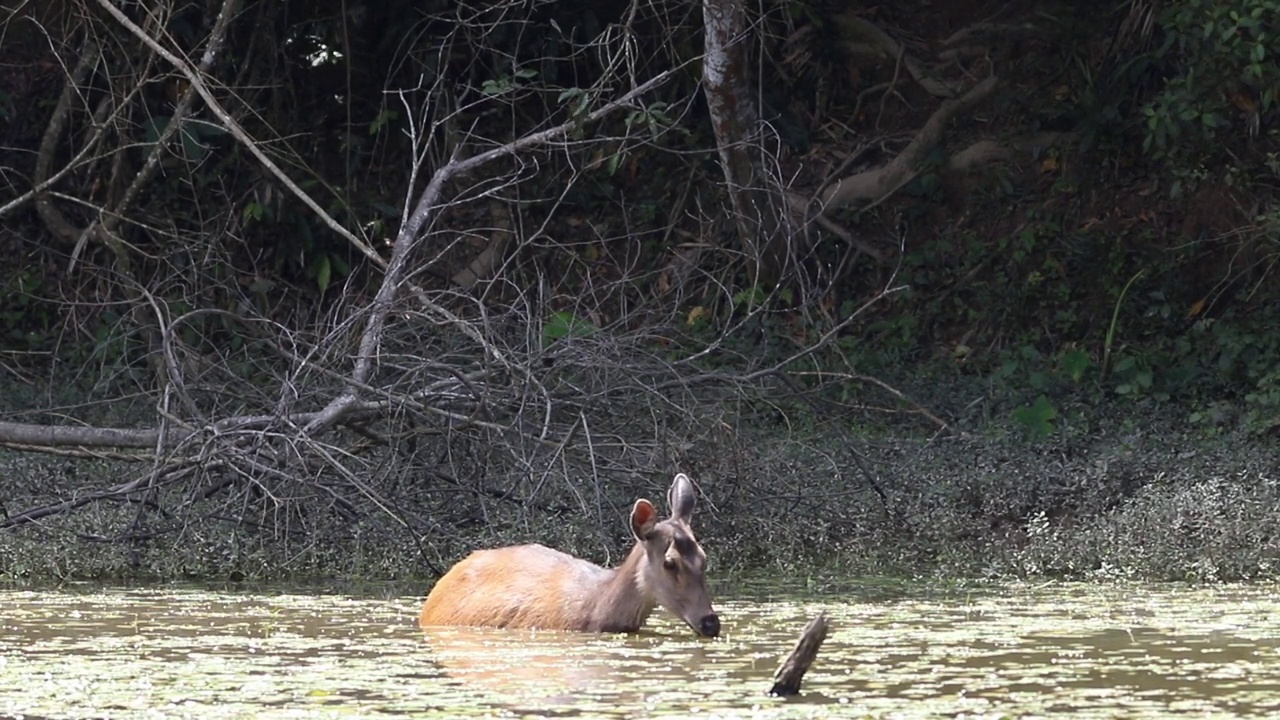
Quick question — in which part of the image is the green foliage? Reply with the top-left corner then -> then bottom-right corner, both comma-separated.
557,87 -> 595,135
143,116 -> 228,163
859,310 -> 919,370
1198,316 -> 1280,433
997,347 -> 1097,440
902,147 -> 947,202
239,194 -> 358,295
1060,348 -> 1094,383
1,270 -> 53,351
1012,395 -> 1059,440
1095,309 -> 1280,432
625,101 -> 687,140
368,109 -> 400,136
481,68 -> 539,97
1242,367 -> 1280,434
1111,354 -> 1158,398
1142,0 -> 1280,182
814,195 -> 1278,438
543,311 -> 597,344
731,286 -> 768,311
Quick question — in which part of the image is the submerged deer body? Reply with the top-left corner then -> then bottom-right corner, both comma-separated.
419,473 -> 720,637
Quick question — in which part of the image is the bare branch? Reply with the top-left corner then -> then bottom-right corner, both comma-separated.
818,76 -> 1000,212
310,70 -> 674,432
92,0 -> 386,269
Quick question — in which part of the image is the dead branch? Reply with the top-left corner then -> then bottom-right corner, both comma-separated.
817,76 -> 1000,212
948,132 -> 1075,172
1,467 -> 170,529
769,613 -> 829,697
451,199 -> 515,289
31,37 -> 103,246
0,381 -> 461,452
304,69 -> 674,435
72,0 -> 239,275
0,421 -> 184,450
93,0 -> 386,270
834,14 -> 962,98
0,2 -> 955,578
783,190 -> 885,262
941,21 -> 1041,50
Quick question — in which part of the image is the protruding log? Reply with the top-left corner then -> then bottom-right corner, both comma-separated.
768,613 -> 829,697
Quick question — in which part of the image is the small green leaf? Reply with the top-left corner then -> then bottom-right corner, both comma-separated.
315,254 -> 331,293
1060,349 -> 1093,382
543,311 -> 597,343
369,109 -> 400,135
180,125 -> 209,161
557,88 -> 584,103
1012,395 -> 1058,440
187,118 -> 227,138
143,115 -> 172,145
371,201 -> 400,218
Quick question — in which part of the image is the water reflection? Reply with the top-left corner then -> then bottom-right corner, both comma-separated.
421,626 -> 645,706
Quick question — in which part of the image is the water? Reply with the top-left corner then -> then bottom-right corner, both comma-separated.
2,582 -> 1279,718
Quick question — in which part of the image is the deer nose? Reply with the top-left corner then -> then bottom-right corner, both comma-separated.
698,613 -> 720,638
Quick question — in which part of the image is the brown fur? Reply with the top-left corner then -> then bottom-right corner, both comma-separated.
419,543 -> 651,632
419,474 -> 718,635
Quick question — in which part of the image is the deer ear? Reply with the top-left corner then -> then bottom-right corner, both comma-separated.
668,473 -> 696,523
630,499 -> 658,540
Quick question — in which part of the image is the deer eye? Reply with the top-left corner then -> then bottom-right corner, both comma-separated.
662,558 -> 678,572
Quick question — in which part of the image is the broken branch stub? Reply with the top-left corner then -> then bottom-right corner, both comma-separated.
768,613 -> 830,697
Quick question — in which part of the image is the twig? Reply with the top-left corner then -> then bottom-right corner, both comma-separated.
307,69 -> 674,433
1,464 -> 190,530
93,0 -> 385,269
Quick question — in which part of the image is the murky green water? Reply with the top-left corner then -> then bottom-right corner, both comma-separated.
2,582 -> 1279,718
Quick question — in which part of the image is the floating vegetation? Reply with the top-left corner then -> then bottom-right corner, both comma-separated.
1,583 -> 1279,717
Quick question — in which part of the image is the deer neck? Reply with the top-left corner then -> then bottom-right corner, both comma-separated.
583,542 -> 655,633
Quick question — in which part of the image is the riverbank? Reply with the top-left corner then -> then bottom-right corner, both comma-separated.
2,390 -> 1275,585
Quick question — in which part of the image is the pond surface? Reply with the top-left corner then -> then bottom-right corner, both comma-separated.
1,582 -> 1279,718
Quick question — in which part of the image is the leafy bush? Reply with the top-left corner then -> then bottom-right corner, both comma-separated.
1143,0 -> 1280,189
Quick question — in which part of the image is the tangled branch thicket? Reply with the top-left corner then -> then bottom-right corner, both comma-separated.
0,0 -> 920,577
7,0 -> 1280,585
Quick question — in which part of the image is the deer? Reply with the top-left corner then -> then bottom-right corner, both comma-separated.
419,473 -> 720,637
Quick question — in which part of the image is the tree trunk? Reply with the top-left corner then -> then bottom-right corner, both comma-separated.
701,0 -> 788,289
